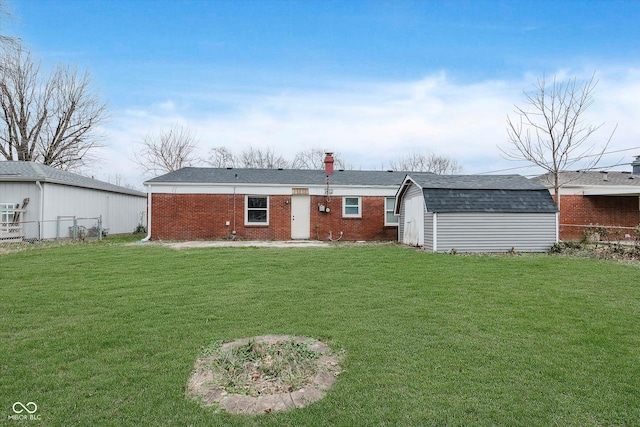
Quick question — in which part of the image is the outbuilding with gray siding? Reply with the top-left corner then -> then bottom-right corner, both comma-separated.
395,173 -> 558,252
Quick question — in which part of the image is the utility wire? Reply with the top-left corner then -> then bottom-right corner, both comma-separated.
478,146 -> 640,175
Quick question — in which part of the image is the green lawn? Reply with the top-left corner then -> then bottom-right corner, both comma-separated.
1,238 -> 639,426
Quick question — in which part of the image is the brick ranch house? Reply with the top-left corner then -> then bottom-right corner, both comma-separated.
534,156 -> 640,241
144,155 -> 407,241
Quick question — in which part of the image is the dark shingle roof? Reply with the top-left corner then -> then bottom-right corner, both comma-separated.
409,173 -> 547,190
146,167 -> 412,186
0,161 -> 145,197
407,173 -> 558,213
423,188 -> 558,213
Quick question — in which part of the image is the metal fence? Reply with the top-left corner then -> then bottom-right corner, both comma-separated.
0,216 -> 104,251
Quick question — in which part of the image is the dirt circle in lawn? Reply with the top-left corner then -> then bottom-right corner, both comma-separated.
186,335 -> 342,415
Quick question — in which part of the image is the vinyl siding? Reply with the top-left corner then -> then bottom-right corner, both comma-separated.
434,212 -> 557,253
398,195 -> 405,241
424,212 -> 434,251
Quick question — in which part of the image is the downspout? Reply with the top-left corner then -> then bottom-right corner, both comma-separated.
232,186 -> 237,237
36,181 -> 44,241
140,184 -> 152,242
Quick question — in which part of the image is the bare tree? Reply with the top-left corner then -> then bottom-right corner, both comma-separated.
0,45 -> 107,170
500,73 -> 616,207
110,173 -> 137,190
389,152 -> 462,174
292,147 -> 346,170
207,146 -> 351,170
0,1 -> 20,48
238,146 -> 289,169
133,126 -> 200,176
207,146 -> 236,168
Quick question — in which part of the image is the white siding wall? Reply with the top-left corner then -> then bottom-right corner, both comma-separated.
0,182 -> 42,238
42,183 -> 145,238
424,212 -> 434,251
398,194 -> 405,242
1,181 -> 145,239
434,212 -> 557,253
400,183 -> 425,246
152,184 -> 398,197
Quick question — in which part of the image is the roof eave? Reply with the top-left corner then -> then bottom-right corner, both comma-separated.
2,175 -> 145,197
145,181 -> 400,189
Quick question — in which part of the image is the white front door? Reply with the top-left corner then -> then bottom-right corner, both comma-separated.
291,195 -> 311,239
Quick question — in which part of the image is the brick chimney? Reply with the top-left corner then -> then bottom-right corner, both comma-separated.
324,152 -> 334,175
633,156 -> 640,175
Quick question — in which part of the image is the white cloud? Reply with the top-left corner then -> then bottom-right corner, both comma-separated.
94,68 -> 640,188
157,100 -> 176,112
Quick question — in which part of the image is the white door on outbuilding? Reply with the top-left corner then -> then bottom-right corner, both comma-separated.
402,191 -> 424,246
291,195 -> 311,239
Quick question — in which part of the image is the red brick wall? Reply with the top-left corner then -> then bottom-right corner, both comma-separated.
309,195 -> 398,241
151,193 -> 291,240
557,194 -> 640,241
151,193 -> 398,241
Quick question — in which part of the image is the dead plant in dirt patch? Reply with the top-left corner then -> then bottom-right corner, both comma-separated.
211,338 -> 320,396
186,335 -> 342,414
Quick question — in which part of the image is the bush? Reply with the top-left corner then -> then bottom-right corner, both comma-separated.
549,240 -> 640,262
548,241 -> 583,254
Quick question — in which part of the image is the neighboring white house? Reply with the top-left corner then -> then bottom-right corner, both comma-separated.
395,173 -> 559,252
0,161 -> 146,240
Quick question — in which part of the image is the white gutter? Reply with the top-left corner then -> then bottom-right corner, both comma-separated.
139,184 -> 152,242
36,180 -> 44,241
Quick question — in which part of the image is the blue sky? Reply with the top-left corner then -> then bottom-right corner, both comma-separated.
4,0 -> 640,187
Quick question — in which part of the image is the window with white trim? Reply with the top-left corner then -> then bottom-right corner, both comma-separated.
245,195 -> 269,225
343,197 -> 361,218
385,197 -> 399,226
